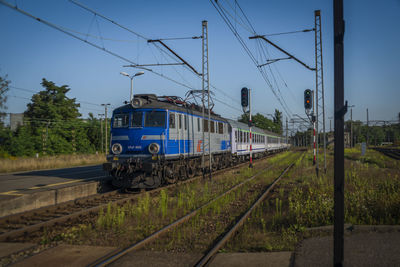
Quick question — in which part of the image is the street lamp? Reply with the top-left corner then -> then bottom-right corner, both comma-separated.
120,71 -> 145,102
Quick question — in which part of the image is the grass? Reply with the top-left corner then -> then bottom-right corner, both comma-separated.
226,148 -> 400,252
36,152 -> 296,248
0,153 -> 106,173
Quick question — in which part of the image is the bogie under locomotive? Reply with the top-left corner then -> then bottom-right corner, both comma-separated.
103,94 -> 288,189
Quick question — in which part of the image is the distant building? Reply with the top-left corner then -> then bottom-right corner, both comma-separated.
10,113 -> 24,131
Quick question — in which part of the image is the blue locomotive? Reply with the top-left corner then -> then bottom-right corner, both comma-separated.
103,94 -> 288,188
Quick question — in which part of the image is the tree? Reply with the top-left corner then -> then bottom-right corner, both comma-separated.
23,79 -> 83,155
238,112 -> 282,133
272,109 -> 283,134
25,78 -> 81,126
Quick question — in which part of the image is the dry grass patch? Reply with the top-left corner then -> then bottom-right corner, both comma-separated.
0,153 -> 106,173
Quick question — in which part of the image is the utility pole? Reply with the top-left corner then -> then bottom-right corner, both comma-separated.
102,103 -> 111,154
312,90 -> 316,166
286,117 -> 288,144
249,88 -> 253,168
334,0 -> 345,265
367,108 -> 369,147
98,114 -> 104,153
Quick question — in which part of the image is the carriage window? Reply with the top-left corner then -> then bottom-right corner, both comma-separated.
131,112 -> 142,127
197,118 -> 200,132
184,115 -> 187,130
113,113 -> 129,128
144,111 -> 166,127
235,131 -> 238,142
169,113 -> 175,129
210,121 -> 215,133
218,122 -> 223,134
178,114 -> 182,129
204,119 -> 208,132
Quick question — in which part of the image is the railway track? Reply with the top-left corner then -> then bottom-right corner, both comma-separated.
0,152 -> 281,243
88,153 -> 300,267
373,147 -> 400,160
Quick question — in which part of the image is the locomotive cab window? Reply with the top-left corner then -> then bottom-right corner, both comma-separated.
144,111 -> 166,127
113,113 -> 129,128
169,113 -> 175,129
131,112 -> 143,128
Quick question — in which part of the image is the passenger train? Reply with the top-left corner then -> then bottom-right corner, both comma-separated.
103,94 -> 289,188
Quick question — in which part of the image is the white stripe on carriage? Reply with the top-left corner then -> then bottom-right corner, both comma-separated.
112,135 -> 129,140
141,135 -> 165,140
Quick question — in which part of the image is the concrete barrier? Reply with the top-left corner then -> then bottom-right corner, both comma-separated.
0,181 -> 104,218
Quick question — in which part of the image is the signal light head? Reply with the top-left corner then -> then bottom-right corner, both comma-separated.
304,89 -> 312,110
241,87 -> 249,108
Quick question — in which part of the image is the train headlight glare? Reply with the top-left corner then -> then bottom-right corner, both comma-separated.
112,143 -> 123,154
148,143 -> 160,154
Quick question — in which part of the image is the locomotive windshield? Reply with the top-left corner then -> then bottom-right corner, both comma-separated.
131,111 -> 143,127
113,113 -> 129,128
144,111 -> 166,127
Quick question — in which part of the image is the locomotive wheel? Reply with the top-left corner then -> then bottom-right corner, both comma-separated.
187,165 -> 195,178
165,166 -> 177,184
178,166 -> 187,180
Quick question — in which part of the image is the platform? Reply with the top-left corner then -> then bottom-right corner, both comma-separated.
0,165 -> 110,217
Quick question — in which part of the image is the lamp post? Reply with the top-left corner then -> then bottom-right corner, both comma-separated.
120,71 -> 144,102
348,105 -> 355,147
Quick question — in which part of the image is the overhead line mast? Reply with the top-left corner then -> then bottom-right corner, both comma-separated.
314,10 -> 327,174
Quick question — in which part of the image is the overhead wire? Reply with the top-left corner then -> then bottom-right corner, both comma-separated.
210,0 -> 292,118
69,0 -> 244,113
1,0 -> 245,118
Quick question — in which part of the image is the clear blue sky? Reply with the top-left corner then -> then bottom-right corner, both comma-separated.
1,0 -> 399,127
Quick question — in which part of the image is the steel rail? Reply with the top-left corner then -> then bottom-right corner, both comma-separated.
373,147 -> 400,160
89,163 -> 276,267
0,152 -> 282,242
195,162 -> 296,267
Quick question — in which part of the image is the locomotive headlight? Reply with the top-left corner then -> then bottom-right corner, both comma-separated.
131,98 -> 143,108
148,143 -> 160,154
111,143 -> 123,155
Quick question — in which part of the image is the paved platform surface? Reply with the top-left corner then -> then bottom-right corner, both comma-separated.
209,252 -> 293,267
0,165 -> 105,197
11,245 -> 115,267
0,242 -> 35,258
294,231 -> 400,267
0,165 -> 111,217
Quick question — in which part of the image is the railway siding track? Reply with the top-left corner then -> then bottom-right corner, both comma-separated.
373,147 -> 400,160
89,152 -> 301,267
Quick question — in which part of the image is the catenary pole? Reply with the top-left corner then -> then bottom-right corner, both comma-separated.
334,0 -> 345,265
102,104 -> 111,154
249,88 -> 253,168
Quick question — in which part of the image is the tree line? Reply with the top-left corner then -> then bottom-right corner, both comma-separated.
291,119 -> 400,147
0,77 -> 105,157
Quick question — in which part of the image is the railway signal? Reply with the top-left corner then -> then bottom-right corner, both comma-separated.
241,87 -> 249,108
304,89 -> 312,110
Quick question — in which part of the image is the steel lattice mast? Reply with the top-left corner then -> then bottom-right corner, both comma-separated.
314,10 -> 326,173
202,20 -> 212,179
